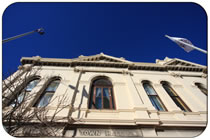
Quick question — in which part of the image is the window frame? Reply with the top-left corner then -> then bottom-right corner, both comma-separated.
143,82 -> 167,111
161,82 -> 191,112
195,82 -> 207,95
34,78 -> 61,108
88,77 -> 115,110
8,77 -> 40,107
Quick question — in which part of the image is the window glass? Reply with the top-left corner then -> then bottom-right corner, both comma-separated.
93,79 -> 112,86
162,84 -> 177,96
35,79 -> 60,107
143,82 -> 166,111
103,88 -> 110,109
143,83 -> 157,95
149,96 -> 158,109
10,92 -> 25,107
45,80 -> 60,92
17,93 -> 24,105
89,77 -> 115,110
195,83 -> 207,95
173,97 -> 187,111
10,78 -> 40,107
95,88 -> 102,109
37,93 -> 54,107
161,82 -> 190,112
150,96 -> 165,111
26,79 -> 40,92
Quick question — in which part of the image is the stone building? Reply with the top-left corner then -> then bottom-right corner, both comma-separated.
2,53 -> 207,137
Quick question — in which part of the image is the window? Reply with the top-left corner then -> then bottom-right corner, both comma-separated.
161,81 -> 191,112
143,81 -> 166,111
34,79 -> 60,107
89,77 -> 115,109
10,78 -> 40,107
195,83 -> 207,95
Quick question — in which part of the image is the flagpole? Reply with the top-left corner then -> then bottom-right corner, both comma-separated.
3,28 -> 44,44
178,40 -> 207,54
165,35 -> 207,54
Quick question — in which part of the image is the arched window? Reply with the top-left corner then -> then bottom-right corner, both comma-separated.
195,83 -> 207,95
9,77 -> 40,107
142,81 -> 166,111
89,77 -> 115,109
161,81 -> 191,112
34,79 -> 60,107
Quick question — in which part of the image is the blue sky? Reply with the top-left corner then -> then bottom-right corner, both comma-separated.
2,2 -> 207,78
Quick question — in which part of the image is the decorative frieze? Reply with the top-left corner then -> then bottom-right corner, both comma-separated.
74,68 -> 80,72
170,72 -> 182,78
122,70 -> 129,75
21,54 -> 206,73
201,73 -> 207,78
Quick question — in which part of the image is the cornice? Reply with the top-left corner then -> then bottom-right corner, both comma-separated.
21,57 -> 206,73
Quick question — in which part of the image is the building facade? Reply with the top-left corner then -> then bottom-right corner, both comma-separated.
2,53 -> 207,137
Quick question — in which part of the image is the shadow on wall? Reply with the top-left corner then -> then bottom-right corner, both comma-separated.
68,85 -> 79,93
77,85 -> 88,118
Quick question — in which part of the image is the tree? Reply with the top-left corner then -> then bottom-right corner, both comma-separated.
2,65 -> 79,137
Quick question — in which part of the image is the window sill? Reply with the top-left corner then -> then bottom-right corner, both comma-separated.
87,109 -> 118,113
157,110 -> 202,115
183,111 -> 200,115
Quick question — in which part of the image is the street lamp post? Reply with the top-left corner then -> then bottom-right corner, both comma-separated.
3,28 -> 44,43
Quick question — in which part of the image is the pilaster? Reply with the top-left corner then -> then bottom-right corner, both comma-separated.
123,73 -> 144,107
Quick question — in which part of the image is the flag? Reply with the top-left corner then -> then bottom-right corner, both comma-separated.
165,35 -> 194,52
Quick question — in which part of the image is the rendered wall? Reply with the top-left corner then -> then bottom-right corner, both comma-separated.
3,64 -> 207,137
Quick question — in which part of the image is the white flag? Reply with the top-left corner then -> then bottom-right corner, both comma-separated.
165,35 -> 194,52
165,35 -> 207,54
